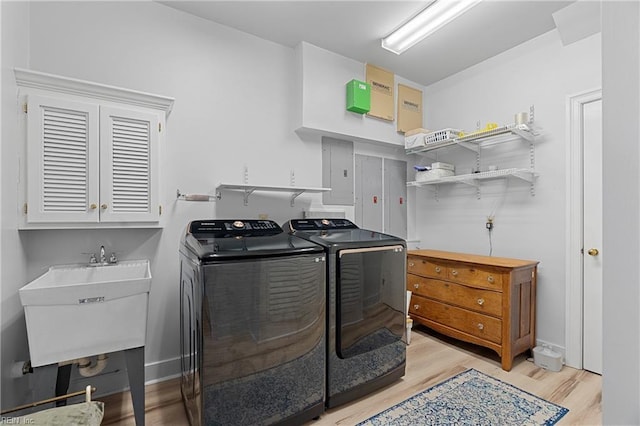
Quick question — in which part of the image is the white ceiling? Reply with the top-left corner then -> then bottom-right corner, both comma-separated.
160,1 -> 574,86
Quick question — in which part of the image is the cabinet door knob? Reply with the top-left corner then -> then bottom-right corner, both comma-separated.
477,323 -> 484,330
409,262 -> 415,267
90,203 -> 97,210
477,298 -> 485,305
101,204 -> 108,209
588,248 -> 599,256
413,304 -> 420,310
413,283 -> 419,289
487,275 -> 495,283
451,269 -> 458,276
435,266 -> 441,273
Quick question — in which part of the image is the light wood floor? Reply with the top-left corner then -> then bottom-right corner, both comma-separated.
100,326 -> 602,425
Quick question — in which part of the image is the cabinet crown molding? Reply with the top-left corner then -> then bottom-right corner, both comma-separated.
14,68 -> 174,116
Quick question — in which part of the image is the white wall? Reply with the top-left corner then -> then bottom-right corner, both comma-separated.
295,41 -> 420,147
1,1 -> 31,409
416,30 -> 601,353
601,2 -> 640,423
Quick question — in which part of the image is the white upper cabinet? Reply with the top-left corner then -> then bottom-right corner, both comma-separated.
16,69 -> 173,229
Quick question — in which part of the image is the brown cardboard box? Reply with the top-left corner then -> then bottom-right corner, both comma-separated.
365,64 -> 394,122
397,84 -> 423,134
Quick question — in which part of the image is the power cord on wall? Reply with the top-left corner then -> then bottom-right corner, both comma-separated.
486,216 -> 494,256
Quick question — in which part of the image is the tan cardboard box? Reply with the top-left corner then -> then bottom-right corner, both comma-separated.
365,63 -> 394,122
397,84 -> 423,134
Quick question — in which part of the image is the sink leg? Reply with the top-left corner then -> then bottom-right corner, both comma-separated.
55,364 -> 72,407
124,346 -> 145,426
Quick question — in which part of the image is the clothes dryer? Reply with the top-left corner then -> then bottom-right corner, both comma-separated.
179,219 -> 326,426
283,219 -> 406,408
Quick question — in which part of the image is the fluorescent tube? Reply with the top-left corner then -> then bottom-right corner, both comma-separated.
382,0 -> 482,54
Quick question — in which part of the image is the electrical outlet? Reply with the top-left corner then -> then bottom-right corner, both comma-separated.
486,216 -> 494,230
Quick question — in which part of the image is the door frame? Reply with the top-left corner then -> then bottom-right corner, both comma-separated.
565,87 -> 602,369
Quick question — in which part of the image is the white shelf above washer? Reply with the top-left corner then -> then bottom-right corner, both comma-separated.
215,183 -> 331,206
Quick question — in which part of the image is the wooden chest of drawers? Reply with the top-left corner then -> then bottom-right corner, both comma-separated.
407,249 -> 538,371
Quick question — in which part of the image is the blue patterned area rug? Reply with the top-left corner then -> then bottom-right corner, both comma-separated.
357,369 -> 569,426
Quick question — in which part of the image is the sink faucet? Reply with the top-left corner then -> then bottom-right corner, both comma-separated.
86,246 -> 117,265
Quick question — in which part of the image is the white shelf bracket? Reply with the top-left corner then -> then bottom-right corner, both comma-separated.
290,190 -> 305,207
529,104 -> 535,123
530,142 -> 536,196
243,188 -> 256,206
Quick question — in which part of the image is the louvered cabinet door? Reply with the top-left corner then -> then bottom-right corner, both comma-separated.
26,95 -> 100,223
99,106 -> 161,223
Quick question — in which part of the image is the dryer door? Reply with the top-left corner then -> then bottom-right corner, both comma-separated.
336,245 -> 405,359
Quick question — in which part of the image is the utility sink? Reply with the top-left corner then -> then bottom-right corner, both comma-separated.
19,260 -> 151,367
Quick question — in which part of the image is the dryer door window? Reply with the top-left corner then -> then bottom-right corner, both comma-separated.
336,245 -> 405,359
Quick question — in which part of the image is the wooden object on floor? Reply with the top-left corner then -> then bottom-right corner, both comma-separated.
407,249 -> 539,371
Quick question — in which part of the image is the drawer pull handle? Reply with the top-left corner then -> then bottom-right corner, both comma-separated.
409,262 -> 415,267
435,266 -> 441,273
487,276 -> 495,283
477,298 -> 485,305
414,283 -> 419,289
477,323 -> 484,330
413,304 -> 420,310
451,270 -> 458,276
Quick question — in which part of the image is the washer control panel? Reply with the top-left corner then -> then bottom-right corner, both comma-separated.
286,219 -> 359,231
188,219 -> 282,238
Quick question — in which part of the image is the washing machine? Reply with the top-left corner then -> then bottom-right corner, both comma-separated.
179,219 -> 326,426
282,218 -> 406,408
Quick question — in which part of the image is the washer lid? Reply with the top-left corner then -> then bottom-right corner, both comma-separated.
283,219 -> 405,247
182,219 -> 323,261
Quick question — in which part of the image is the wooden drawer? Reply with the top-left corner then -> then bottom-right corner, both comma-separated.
407,274 -> 502,317
448,265 -> 503,291
410,295 -> 502,344
407,256 -> 447,279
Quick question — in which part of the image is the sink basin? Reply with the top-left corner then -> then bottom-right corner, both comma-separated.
19,260 -> 151,367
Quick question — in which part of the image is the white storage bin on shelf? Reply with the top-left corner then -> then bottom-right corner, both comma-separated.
424,128 -> 462,145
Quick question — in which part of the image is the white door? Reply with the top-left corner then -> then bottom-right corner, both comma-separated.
100,106 -> 161,223
26,95 -> 100,223
583,98 -> 603,374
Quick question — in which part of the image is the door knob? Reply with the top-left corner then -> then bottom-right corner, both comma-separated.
587,248 -> 599,256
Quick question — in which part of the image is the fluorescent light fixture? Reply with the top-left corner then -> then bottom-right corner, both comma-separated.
382,0 -> 482,54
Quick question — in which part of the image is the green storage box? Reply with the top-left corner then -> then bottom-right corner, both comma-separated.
346,79 -> 370,114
